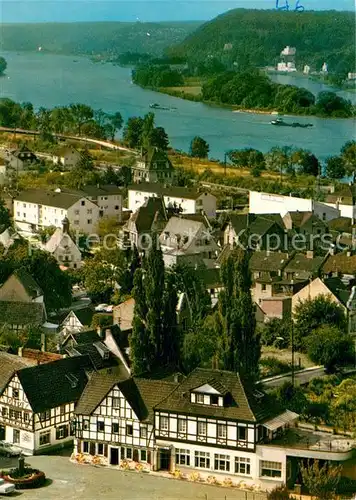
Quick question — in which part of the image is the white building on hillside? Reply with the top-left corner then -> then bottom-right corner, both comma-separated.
128,184 -> 217,218
249,191 -> 341,222
44,217 -> 82,269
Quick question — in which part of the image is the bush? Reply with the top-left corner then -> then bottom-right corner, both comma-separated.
307,325 -> 354,371
260,318 -> 291,348
336,476 -> 356,494
260,357 -> 291,378
267,485 -> 293,500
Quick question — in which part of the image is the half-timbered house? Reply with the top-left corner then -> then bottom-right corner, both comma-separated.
73,373 -> 177,469
0,353 -> 92,454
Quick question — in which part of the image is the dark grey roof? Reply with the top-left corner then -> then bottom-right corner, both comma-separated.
16,355 -> 92,413
155,368 -> 279,423
65,341 -> 120,371
15,189 -> 83,209
128,183 -> 205,200
0,352 -> 35,394
13,268 -> 43,299
0,302 -> 45,326
250,251 -> 290,272
80,185 -> 124,197
127,196 -> 167,234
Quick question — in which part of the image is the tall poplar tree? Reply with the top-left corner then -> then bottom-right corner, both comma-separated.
217,249 -> 260,380
162,272 -> 179,366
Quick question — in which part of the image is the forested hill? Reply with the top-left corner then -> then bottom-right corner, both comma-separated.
0,21 -> 202,57
169,9 -> 355,73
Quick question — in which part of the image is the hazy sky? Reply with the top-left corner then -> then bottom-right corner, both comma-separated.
1,0 -> 354,23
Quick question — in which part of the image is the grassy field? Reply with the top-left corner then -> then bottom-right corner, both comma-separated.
261,346 -> 314,369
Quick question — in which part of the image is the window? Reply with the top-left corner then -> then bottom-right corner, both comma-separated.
237,426 -> 247,441
125,447 -> 133,459
74,220 -> 79,225
197,421 -> 207,436
140,426 -> 147,438
39,431 -> 50,446
112,423 -> 119,434
97,421 -> 105,432
97,443 -> 104,456
217,424 -> 227,439
126,424 -> 133,436
83,441 -> 89,453
112,397 -> 120,409
235,457 -> 251,475
2,407 -> 7,417
260,460 -> 282,478
24,412 -> 30,423
87,209 -> 92,214
115,205 -> 119,210
13,429 -> 20,444
40,410 -> 50,421
196,393 -> 204,404
214,453 -> 230,472
14,411 -> 21,420
87,219 -> 92,225
194,451 -> 210,469
81,200 -> 85,206
262,284 -> 267,291
178,419 -> 187,434
159,416 -> 169,431
60,405 -> 66,415
140,449 -> 147,462
12,388 -> 19,399
176,448 -> 190,466
83,420 -> 89,431
210,395 -> 219,405
74,210 -> 80,215
56,425 -> 69,440
9,409 -> 14,419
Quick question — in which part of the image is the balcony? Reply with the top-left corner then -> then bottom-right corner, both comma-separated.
259,427 -> 355,461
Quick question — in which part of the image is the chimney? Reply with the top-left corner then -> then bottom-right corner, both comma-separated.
306,250 -> 314,259
62,217 -> 70,234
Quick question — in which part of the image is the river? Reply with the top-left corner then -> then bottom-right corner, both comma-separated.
0,51 -> 354,161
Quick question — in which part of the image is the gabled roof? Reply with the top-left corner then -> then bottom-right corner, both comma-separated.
128,183 -> 209,201
15,189 -> 83,210
323,277 -> 350,306
65,340 -> 119,371
155,368 -> 278,422
75,374 -> 177,422
250,251 -> 290,272
225,213 -> 285,235
0,352 -> 35,394
126,196 -> 167,234
12,268 -> 43,299
0,302 -> 45,326
45,229 -> 80,254
80,185 -> 124,198
327,217 -> 355,233
284,253 -> 325,276
138,149 -> 174,172
322,252 -> 356,275
16,355 -> 92,413
159,216 -> 217,254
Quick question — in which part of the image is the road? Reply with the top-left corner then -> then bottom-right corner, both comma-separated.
0,126 -> 136,154
260,367 -> 326,390
0,455 -> 266,500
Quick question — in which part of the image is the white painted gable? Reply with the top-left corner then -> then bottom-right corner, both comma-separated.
194,384 -> 221,395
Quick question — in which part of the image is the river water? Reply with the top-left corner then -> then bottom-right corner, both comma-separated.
0,51 -> 354,160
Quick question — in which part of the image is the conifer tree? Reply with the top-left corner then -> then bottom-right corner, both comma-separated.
130,268 -> 149,375
217,248 -> 260,380
161,272 -> 179,366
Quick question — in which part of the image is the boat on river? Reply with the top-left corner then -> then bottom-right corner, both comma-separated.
270,118 -> 313,128
149,103 -> 176,111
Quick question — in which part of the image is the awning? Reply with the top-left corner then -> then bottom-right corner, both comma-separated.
263,410 -> 299,432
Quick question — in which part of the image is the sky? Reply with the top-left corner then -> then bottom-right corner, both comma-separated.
0,0 -> 354,23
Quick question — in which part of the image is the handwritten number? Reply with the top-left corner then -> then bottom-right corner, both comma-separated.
276,0 -> 304,11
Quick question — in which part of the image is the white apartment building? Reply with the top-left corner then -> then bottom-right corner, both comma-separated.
0,353 -> 91,455
249,191 -> 341,222
128,184 -> 217,218
14,185 -> 123,234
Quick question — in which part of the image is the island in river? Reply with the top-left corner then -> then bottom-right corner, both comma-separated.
0,51 -> 354,161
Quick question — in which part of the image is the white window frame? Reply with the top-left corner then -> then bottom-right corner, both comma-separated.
178,418 -> 187,434
39,430 -> 50,446
217,423 -> 227,439
235,456 -> 251,475
196,393 -> 204,404
140,449 -> 147,462
214,453 -> 230,472
197,421 -> 207,436
159,416 -> 169,431
260,460 -> 282,478
175,448 -> 190,466
140,425 -> 147,438
194,451 -> 210,469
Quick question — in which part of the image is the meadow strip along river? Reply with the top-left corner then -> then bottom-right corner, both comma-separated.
0,51 -> 354,161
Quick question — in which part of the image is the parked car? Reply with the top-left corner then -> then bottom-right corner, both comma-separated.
0,442 -> 21,457
0,478 -> 15,495
95,303 -> 108,312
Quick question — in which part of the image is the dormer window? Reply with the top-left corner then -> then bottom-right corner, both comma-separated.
210,395 -> 219,406
196,394 -> 204,404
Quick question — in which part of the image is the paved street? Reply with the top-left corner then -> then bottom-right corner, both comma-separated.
0,455 -> 266,500
260,367 -> 326,390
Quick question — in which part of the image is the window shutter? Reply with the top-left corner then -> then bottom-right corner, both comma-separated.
121,447 -> 125,459
133,449 -> 139,462
104,444 -> 108,457
77,440 -> 81,453
147,450 -> 151,464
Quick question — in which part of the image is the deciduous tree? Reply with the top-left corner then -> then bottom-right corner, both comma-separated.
190,136 -> 209,158
300,460 -> 341,500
